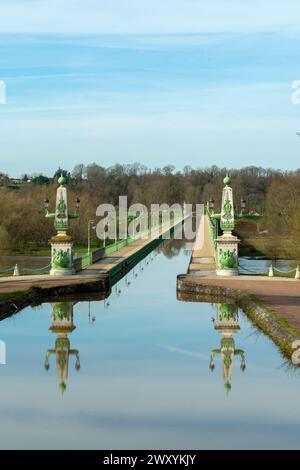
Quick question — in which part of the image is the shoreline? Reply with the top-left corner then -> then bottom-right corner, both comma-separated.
0,280 -> 109,321
177,274 -> 300,359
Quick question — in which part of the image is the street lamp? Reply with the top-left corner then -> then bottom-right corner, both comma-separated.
87,220 -> 96,255
103,222 -> 110,248
209,198 -> 215,212
240,198 -> 247,215
44,198 -> 49,213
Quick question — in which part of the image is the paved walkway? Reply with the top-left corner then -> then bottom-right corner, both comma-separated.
182,275 -> 300,332
183,214 -> 300,333
188,215 -> 216,273
84,225 -> 170,274
0,273 -> 103,294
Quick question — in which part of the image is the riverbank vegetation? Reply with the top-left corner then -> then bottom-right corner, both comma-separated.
0,164 -> 299,258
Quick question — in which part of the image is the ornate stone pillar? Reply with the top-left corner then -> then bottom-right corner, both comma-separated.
45,174 -> 80,276
216,175 -> 239,276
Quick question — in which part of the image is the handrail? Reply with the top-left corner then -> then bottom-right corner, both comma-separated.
207,211 -> 218,255
238,261 -> 300,278
76,215 -> 186,272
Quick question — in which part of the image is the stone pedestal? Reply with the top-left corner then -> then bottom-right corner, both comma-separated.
216,232 -> 239,276
215,303 -> 239,331
50,234 -> 74,276
50,302 -> 75,332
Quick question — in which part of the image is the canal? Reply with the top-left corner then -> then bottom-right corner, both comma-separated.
0,237 -> 299,449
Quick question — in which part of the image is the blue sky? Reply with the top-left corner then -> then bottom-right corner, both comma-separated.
0,1 -> 300,175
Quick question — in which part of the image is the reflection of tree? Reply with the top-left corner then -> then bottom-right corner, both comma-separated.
157,238 -> 186,259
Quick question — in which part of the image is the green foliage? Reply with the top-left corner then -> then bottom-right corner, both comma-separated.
263,174 -> 300,259
0,163 -> 299,255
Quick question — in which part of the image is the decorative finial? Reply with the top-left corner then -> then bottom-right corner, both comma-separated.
58,174 -> 66,186
223,174 -> 231,186
224,381 -> 231,394
59,381 -> 67,394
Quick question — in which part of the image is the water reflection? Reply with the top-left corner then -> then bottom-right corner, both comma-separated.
44,302 -> 80,393
156,237 -> 188,259
210,303 -> 246,393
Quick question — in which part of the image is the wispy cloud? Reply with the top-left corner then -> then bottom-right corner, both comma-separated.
161,344 -> 208,361
0,21 -> 299,174
0,1 -> 300,34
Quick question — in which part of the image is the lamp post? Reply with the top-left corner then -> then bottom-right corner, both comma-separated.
103,222 -> 110,248
209,198 -> 215,214
240,197 -> 247,216
208,198 -> 218,242
87,220 -> 96,255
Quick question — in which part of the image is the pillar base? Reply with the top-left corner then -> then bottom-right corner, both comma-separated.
50,234 -> 74,276
216,232 -> 240,277
50,267 -> 75,276
216,268 -> 239,277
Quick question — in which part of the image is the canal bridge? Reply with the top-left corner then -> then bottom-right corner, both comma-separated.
0,212 -> 187,318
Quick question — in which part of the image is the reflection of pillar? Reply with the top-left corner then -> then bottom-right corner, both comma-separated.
209,303 -> 246,394
44,302 -> 80,393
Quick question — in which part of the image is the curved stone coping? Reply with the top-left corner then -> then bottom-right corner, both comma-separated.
177,274 -> 300,360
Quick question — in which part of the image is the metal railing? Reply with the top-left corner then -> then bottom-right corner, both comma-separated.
0,263 -> 51,276
74,215 -> 186,272
238,261 -> 300,279
0,216 -> 187,276
206,209 -> 218,255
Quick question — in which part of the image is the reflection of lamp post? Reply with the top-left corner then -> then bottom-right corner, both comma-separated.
88,301 -> 96,324
87,220 -> 96,255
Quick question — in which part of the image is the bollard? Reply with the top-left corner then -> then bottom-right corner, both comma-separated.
295,265 -> 300,280
13,264 -> 20,276
268,264 -> 274,277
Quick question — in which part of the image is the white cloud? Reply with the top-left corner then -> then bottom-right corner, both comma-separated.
0,0 -> 299,34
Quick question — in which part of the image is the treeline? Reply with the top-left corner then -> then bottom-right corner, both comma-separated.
0,163 -> 299,257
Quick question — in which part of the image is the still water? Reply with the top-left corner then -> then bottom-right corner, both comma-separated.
0,240 -> 299,450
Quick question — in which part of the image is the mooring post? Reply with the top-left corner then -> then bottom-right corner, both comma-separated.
13,264 -> 20,276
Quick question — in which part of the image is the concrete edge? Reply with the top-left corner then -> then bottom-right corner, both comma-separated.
177,274 -> 300,359
0,278 -> 110,321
